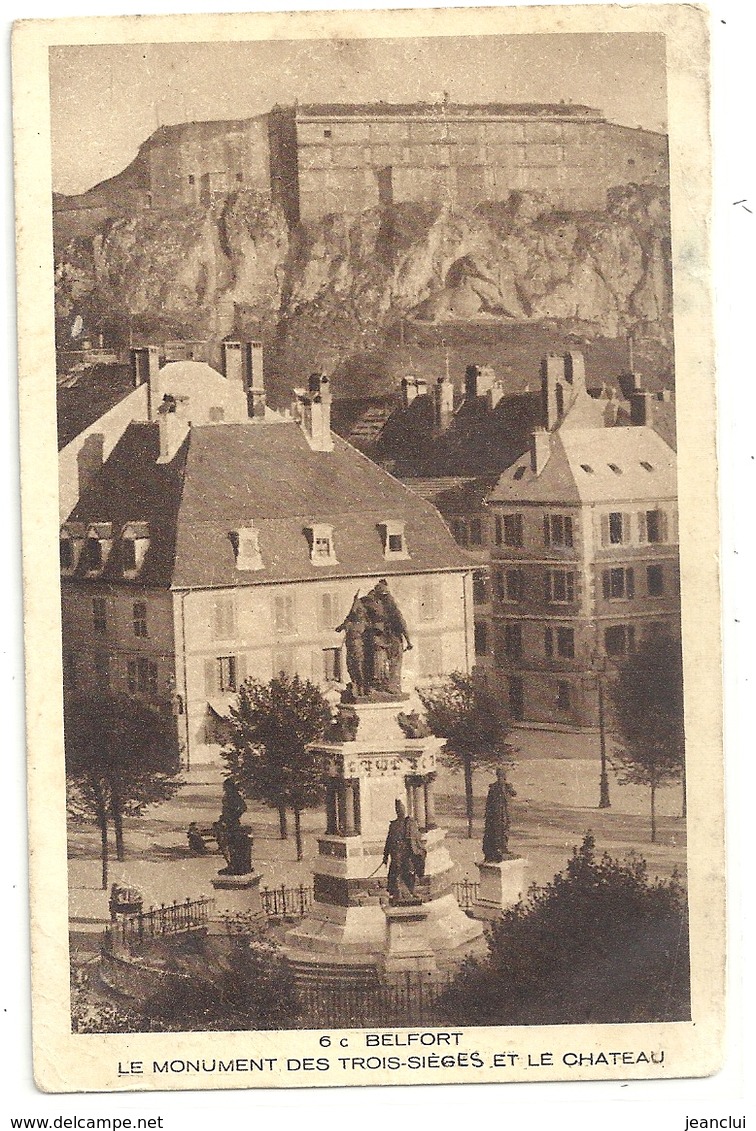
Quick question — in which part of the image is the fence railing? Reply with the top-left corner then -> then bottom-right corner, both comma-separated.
296,971 -> 455,1027
105,897 -> 215,950
260,884 -> 313,919
259,880 -> 479,920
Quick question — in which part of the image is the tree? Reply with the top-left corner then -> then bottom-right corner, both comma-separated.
439,834 -> 689,1026
65,694 -> 182,889
610,631 -> 685,843
223,673 -> 331,861
418,671 -> 515,839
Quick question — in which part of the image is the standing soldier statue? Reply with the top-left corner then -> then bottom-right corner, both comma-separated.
382,799 -> 426,905
482,766 -> 517,863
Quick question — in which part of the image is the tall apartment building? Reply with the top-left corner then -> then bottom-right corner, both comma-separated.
59,351 -> 475,766
482,370 -> 679,726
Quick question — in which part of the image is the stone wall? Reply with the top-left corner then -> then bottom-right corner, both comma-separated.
295,115 -> 669,219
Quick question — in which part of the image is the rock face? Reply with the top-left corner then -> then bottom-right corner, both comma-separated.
54,184 -> 672,394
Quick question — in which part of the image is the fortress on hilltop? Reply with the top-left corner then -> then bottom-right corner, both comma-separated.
53,101 -> 668,232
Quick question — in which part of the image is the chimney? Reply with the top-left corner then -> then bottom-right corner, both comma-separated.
401,376 -> 418,408
541,353 -> 566,431
299,374 -> 333,452
564,351 -> 586,393
131,347 -> 161,412
465,364 -> 481,400
247,341 -> 266,418
487,378 -> 505,411
630,390 -> 654,427
77,433 -> 104,501
222,341 -> 244,387
530,428 -> 551,475
156,396 -> 190,463
434,376 -> 454,431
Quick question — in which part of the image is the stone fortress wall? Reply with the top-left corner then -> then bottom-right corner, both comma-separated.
54,102 -> 668,229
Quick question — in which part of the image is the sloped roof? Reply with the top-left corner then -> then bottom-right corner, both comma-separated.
65,423 -> 188,586
488,426 -> 677,506
65,419 -> 472,590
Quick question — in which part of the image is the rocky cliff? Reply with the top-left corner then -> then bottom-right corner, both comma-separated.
54,184 -> 673,397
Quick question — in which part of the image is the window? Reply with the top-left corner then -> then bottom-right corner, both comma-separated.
272,647 -> 295,677
640,461 -> 654,472
605,625 -> 635,657
92,598 -> 107,635
274,592 -> 296,635
502,514 -> 524,547
232,526 -> 263,571
468,518 -> 483,546
580,464 -> 594,474
94,652 -> 110,690
308,523 -> 337,565
213,596 -> 236,640
544,514 -> 574,548
504,569 -> 524,603
605,512 -> 630,545
319,591 -> 338,630
122,539 -> 137,571
132,601 -> 148,638
474,622 -> 488,656
546,570 -> 575,603
608,463 -> 623,475
188,174 -> 195,186
324,128 -> 332,138
513,466 -> 527,481
379,520 -> 409,559
420,579 -> 442,622
504,624 -> 522,659
417,636 -> 443,678
85,538 -> 103,571
235,172 -> 244,183
128,657 -> 158,696
544,627 -> 575,659
602,568 -> 635,600
209,406 -> 225,422
322,647 -> 343,683
647,565 -> 665,596
217,655 -> 238,693
60,539 -> 74,570
645,509 -> 667,544
472,571 -> 488,606
556,681 -> 571,710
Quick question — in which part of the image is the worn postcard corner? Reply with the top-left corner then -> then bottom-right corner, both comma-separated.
13,1 -> 723,1095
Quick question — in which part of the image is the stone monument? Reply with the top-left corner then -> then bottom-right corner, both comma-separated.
473,766 -> 528,920
211,779 -> 264,922
285,581 -> 484,978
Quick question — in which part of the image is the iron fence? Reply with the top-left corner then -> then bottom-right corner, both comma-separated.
260,884 -> 313,919
105,897 -> 214,949
296,971 -> 455,1027
453,877 -> 480,911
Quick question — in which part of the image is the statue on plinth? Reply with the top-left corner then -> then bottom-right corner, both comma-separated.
214,778 -> 253,876
383,799 -> 426,906
482,767 -> 517,863
336,579 -> 412,699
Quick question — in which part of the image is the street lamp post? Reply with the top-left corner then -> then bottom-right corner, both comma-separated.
596,663 -> 611,809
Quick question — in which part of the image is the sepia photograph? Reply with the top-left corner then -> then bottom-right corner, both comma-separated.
11,1 -> 726,1095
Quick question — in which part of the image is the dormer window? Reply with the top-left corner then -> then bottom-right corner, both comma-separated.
121,521 -> 150,579
230,526 -> 263,571
84,523 -> 113,575
307,523 -> 337,566
379,520 -> 409,560
60,522 -> 85,575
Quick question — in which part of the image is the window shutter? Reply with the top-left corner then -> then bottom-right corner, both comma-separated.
622,514 -> 632,544
544,571 -> 552,602
565,517 -> 574,547
660,510 -> 669,543
494,516 -> 502,546
236,653 -> 247,687
543,515 -> 551,546
671,507 -> 679,544
602,571 -> 610,600
637,512 -> 647,542
600,514 -> 610,546
626,568 -> 635,599
205,658 -> 217,697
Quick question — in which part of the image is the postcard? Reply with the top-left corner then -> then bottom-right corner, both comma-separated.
12,2 -> 723,1093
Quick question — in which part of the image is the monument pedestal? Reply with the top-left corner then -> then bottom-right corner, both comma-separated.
382,905 -> 437,976
211,872 -> 265,925
472,857 -> 528,921
284,699 -> 484,975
